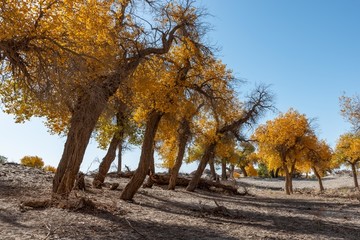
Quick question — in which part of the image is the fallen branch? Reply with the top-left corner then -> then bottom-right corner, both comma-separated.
150,174 -> 245,195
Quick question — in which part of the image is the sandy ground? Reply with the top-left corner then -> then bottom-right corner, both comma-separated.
1,163 -> 360,240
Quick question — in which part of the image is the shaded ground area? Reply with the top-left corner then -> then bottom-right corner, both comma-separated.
1,163 -> 360,239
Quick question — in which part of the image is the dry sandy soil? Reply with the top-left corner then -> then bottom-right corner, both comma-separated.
1,163 -> 360,240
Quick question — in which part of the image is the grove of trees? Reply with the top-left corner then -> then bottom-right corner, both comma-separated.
1,0 -> 359,203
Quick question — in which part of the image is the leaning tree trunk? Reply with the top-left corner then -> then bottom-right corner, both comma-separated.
186,143 -> 216,192
221,159 -> 227,180
313,167 -> 324,191
350,163 -> 359,190
240,166 -> 248,177
92,132 -> 123,188
143,147 -> 156,188
120,111 -> 162,200
53,84 -> 111,197
168,119 -> 191,190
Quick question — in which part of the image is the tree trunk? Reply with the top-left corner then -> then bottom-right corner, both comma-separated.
350,163 -> 359,190
92,133 -> 123,188
53,86 -> 110,197
168,119 -> 191,190
282,161 -> 291,195
120,111 -> 162,200
209,159 -> 217,180
229,164 -> 235,179
275,168 -> 280,178
186,143 -> 216,192
289,162 -> 296,194
143,147 -> 155,188
117,142 -> 123,174
93,105 -> 126,188
221,159 -> 227,180
313,167 -> 324,191
240,166 -> 248,177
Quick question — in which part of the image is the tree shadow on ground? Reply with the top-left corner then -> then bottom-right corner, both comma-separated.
131,189 -> 360,240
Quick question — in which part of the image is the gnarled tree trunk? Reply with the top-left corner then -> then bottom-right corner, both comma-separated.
53,81 -> 116,197
120,111 -> 162,200
168,119 -> 191,190
186,143 -> 216,192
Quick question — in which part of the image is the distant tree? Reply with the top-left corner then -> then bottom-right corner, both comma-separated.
253,109 -> 313,195
340,94 -> 360,133
20,156 -> 44,169
333,133 -> 360,190
0,155 -> 7,164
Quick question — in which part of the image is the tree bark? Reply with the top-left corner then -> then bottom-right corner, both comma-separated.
240,166 -> 248,177
143,147 -> 156,188
281,159 -> 291,195
221,159 -> 227,180
120,111 -> 162,200
186,143 -> 216,192
313,167 -> 324,191
289,162 -> 296,194
117,142 -> 123,174
350,163 -> 359,190
52,83 -> 111,196
168,119 -> 191,190
92,133 -> 123,188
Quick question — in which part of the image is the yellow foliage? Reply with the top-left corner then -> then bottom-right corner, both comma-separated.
20,156 -> 44,168
253,108 -> 312,172
334,133 -> 360,166
245,164 -> 258,177
43,165 -> 57,173
233,172 -> 241,179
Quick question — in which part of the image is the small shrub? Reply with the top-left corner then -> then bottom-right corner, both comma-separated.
20,156 -> 44,168
43,165 -> 57,173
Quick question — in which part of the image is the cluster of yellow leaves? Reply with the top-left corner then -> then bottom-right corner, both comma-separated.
43,165 -> 56,173
245,164 -> 258,177
334,133 -> 360,166
20,155 -> 44,168
156,117 -> 179,168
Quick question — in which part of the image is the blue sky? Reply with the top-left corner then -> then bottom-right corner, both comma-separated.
1,0 -> 359,172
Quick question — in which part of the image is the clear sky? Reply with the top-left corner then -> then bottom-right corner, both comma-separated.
1,0 -> 359,172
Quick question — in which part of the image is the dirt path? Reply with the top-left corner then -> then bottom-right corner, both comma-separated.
1,163 -> 360,239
